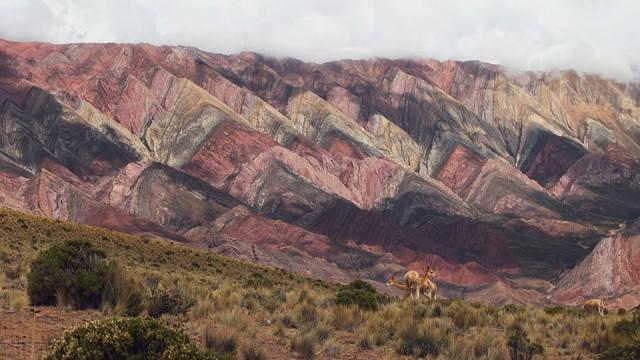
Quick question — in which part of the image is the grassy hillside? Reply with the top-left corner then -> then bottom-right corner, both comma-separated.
0,208 -> 637,359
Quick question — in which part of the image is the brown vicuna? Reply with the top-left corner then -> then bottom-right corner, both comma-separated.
386,266 -> 439,301
385,277 -> 414,300
403,270 -> 422,299
582,299 -> 606,316
419,266 -> 438,300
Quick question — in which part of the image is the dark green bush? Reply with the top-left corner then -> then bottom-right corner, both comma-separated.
27,239 -> 108,309
507,326 -> 544,360
599,314 -> 640,359
335,280 -> 380,311
598,340 -> 640,360
45,317 -> 217,359
147,286 -> 194,317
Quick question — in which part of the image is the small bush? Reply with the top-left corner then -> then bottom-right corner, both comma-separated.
241,346 -> 268,360
544,305 -> 579,316
147,286 -> 194,317
100,261 -> 144,316
501,304 -> 524,314
598,340 -> 640,360
282,314 -> 298,329
45,317 -> 216,359
358,335 -> 373,350
335,280 -> 380,311
1,289 -> 28,311
246,272 -> 274,288
397,320 -> 449,357
294,303 -> 318,325
203,324 -> 238,357
331,305 -> 366,331
447,302 -> 481,329
599,315 -> 640,359
291,333 -> 316,359
507,326 -> 544,360
27,239 -> 108,309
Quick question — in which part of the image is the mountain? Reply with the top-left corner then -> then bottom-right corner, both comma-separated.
1,38 -> 639,307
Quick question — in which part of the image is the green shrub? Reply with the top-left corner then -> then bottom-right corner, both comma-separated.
45,317 -> 217,359
335,280 -> 380,311
147,286 -> 194,317
507,326 -> 544,360
598,340 -> 640,360
599,315 -> 640,359
27,239 -> 108,309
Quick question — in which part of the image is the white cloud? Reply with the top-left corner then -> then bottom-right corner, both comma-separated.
1,0 -> 639,81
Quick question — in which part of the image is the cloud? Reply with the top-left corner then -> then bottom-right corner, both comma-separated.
1,0 -> 639,81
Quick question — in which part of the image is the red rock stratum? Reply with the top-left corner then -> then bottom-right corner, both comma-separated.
1,39 -> 639,307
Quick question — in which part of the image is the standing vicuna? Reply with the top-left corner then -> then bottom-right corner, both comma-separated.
385,266 -> 438,300
582,299 -> 606,316
385,277 -> 415,300
419,266 -> 438,300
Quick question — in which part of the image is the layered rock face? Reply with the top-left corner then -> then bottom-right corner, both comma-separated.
1,39 -> 639,307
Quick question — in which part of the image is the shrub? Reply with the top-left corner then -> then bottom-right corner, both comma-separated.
335,280 -> 380,311
331,305 -> 366,331
45,317 -> 216,359
246,272 -> 274,288
598,340 -> 640,360
100,261 -> 144,316
598,315 -> 640,359
203,324 -> 238,357
147,286 -> 194,317
358,335 -> 373,350
294,303 -> 318,325
291,333 -> 316,359
27,239 -> 108,309
1,289 -> 28,311
544,305 -> 579,316
507,326 -> 544,360
447,302 -> 481,329
241,346 -> 268,360
501,304 -> 524,314
397,320 -> 449,357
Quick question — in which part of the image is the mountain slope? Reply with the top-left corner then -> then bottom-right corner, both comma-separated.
1,39 -> 639,306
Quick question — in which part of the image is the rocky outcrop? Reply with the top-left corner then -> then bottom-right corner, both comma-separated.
1,39 -> 640,306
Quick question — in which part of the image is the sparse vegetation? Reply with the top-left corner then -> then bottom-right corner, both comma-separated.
241,346 -> 268,360
507,326 -> 544,360
203,323 -> 239,358
1,208 -> 638,359
291,333 -> 316,359
147,285 -> 194,317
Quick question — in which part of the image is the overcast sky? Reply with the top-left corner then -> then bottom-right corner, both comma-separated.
1,0 -> 638,81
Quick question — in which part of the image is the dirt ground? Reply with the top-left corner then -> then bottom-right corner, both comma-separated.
0,307 -> 103,359
0,307 -> 388,360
